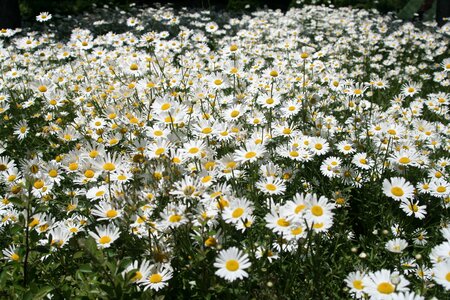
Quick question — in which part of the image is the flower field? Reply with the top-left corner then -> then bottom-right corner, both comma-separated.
0,3 -> 450,299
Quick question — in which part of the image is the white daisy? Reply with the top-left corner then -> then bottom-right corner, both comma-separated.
214,247 -> 251,282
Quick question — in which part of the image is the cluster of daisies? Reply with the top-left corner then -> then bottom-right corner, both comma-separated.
0,2 -> 449,298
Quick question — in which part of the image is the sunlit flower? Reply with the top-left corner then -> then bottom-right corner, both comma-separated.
214,247 -> 251,282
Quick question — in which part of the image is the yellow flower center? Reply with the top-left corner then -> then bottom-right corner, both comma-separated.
399,157 -> 410,164
437,186 -> 446,193
205,237 -> 217,247
315,144 -> 323,150
225,259 -> 240,271
130,63 -> 139,71
270,70 -> 278,77
230,110 -> 240,118
214,79 -> 223,85
84,170 -> 95,178
169,214 -> 182,223
189,147 -> 199,154
11,253 -> 20,261
232,207 -> 244,218
155,148 -> 165,155
48,169 -> 58,177
445,272 -> 450,282
295,204 -> 306,214
149,273 -> 162,283
99,236 -> 111,244
103,163 -> 116,171
291,226 -> 303,235
311,205 -> 323,216
266,184 -> 277,191
69,162 -> 78,171
245,151 -> 257,159
353,280 -> 363,290
290,151 -> 299,157
33,180 -> 45,189
132,271 -> 143,282
277,218 -> 290,227
106,210 -> 118,218
391,187 -> 404,197
38,85 -> 48,93
377,282 -> 395,294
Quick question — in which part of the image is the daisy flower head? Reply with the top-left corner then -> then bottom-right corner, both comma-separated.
214,247 -> 251,282
383,177 -> 415,201
91,201 -> 122,221
363,269 -> 410,299
344,271 -> 367,299
352,152 -> 373,170
2,244 -> 20,262
139,263 -> 173,291
88,224 -> 120,249
305,194 -> 335,224
309,137 -> 330,156
36,12 -> 52,22
385,238 -> 408,254
223,197 -> 254,225
234,142 -> 266,164
256,177 -> 286,195
432,260 -> 450,290
429,178 -> 450,199
399,200 -> 426,219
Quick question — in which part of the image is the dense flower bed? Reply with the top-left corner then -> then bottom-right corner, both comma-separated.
0,4 -> 449,299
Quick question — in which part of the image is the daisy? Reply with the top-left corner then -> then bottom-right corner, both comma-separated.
320,156 -> 342,178
432,261 -> 450,290
304,194 -> 335,224
255,246 -> 279,263
344,271 -> 367,299
139,263 -> 173,291
214,247 -> 251,282
91,201 -> 122,221
234,143 -> 266,164
86,185 -> 109,201
160,206 -> 189,230
265,209 -> 292,235
363,269 -> 409,299
382,177 -> 415,201
13,121 -> 29,140
183,140 -> 206,159
36,12 -> 52,22
337,140 -> 356,155
352,152 -> 372,170
223,198 -> 254,224
124,259 -> 152,283
309,137 -> 330,156
88,224 -> 120,249
401,81 -> 421,97
283,193 -> 310,222
399,200 -> 426,219
385,238 -> 408,254
429,178 -> 450,198
256,177 -> 286,195
2,244 -> 20,262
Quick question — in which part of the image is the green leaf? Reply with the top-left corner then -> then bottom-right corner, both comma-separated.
79,264 -> 93,273
7,197 -> 24,207
398,0 -> 426,20
73,251 -> 84,259
33,286 -> 53,300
